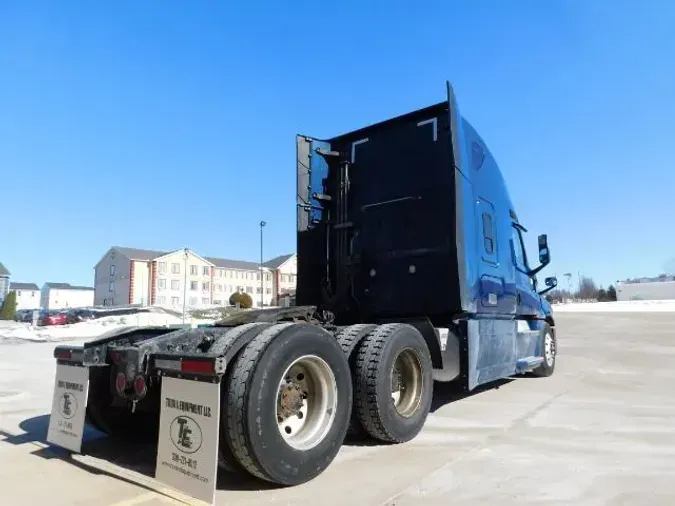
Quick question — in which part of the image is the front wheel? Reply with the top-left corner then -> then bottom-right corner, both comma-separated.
533,324 -> 556,377
223,323 -> 352,486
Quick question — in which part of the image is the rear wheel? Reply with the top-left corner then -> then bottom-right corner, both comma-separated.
353,323 -> 433,443
223,323 -> 352,485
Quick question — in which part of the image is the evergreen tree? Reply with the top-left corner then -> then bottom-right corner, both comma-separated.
0,291 -> 17,320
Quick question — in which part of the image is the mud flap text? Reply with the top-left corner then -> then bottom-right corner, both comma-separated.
46,363 -> 89,453
155,376 -> 221,505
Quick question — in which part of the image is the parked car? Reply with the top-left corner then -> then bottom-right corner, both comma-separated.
40,310 -> 68,326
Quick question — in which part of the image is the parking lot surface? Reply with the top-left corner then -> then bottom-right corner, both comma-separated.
1,312 -> 674,505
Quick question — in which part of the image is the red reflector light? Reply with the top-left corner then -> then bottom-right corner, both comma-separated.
181,360 -> 213,374
54,349 -> 72,360
115,373 -> 127,394
134,376 -> 147,397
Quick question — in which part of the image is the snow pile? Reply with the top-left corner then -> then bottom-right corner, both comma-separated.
0,311 -> 216,344
553,300 -> 675,312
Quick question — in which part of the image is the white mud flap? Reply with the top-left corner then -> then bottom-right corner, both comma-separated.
46,363 -> 90,453
155,375 -> 221,506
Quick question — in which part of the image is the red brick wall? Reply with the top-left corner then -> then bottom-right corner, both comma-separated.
150,261 -> 157,305
128,261 -> 135,304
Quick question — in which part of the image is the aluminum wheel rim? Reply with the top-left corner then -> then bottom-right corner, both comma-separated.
275,355 -> 338,451
390,348 -> 423,418
544,333 -> 555,367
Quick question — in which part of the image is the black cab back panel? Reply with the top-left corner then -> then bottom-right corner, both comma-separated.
296,102 -> 462,321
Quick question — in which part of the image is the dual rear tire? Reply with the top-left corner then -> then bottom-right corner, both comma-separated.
219,322 -> 434,485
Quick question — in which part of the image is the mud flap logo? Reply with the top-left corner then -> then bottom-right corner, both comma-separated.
59,392 -> 77,419
46,363 -> 89,454
170,416 -> 203,454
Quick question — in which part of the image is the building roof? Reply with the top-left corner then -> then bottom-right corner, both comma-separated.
0,262 -> 9,277
10,282 -> 39,291
114,247 -> 167,261
263,254 -> 294,269
44,282 -> 94,291
109,245 -> 294,272
205,257 -> 262,271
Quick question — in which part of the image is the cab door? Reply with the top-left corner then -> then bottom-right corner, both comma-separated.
511,225 -> 539,316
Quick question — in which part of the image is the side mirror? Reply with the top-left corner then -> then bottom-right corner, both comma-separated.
539,276 -> 557,295
538,234 -> 550,265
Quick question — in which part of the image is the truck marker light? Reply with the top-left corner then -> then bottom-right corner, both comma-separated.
180,360 -> 214,374
115,372 -> 127,394
54,348 -> 72,360
134,376 -> 147,397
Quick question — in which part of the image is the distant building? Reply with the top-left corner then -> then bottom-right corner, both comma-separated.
0,262 -> 10,306
9,283 -> 41,310
616,275 -> 675,301
41,283 -> 95,310
93,246 -> 297,309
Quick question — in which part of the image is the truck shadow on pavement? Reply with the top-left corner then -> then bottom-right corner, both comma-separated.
1,377 -> 515,493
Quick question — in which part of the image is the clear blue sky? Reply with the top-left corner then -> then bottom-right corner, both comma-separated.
2,1 -> 674,291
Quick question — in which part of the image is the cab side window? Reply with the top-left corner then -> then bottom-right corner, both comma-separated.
511,227 -> 527,271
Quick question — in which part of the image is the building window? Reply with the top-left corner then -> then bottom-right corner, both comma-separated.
110,265 -> 116,276
256,273 -> 261,281
203,266 -> 210,276
202,282 -> 209,291
171,296 -> 180,305
158,262 -> 167,274
190,265 -> 198,276
158,278 -> 166,291
482,212 -> 495,255
217,284 -> 222,292
218,269 -> 223,278
202,297 -> 209,304
171,280 -> 180,291
235,272 -> 239,279
17,291 -> 21,296
256,287 -> 262,294
190,281 -> 198,291
214,299 -> 222,305
171,263 -> 180,274
265,273 -> 271,281
109,281 -> 115,292
189,297 -> 197,306
157,296 -> 166,305
266,288 -> 272,294
246,286 -> 253,294
229,271 -> 233,278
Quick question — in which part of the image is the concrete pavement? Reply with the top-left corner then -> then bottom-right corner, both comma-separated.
1,312 -> 674,505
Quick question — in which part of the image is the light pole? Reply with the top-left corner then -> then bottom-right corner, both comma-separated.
182,248 -> 188,326
260,220 -> 266,308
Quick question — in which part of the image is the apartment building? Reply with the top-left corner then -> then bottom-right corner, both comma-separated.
94,246 -> 297,309
9,282 -> 41,310
41,283 -> 95,310
0,262 -> 10,306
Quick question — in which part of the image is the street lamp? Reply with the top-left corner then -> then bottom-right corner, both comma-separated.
182,248 -> 188,326
260,221 -> 266,308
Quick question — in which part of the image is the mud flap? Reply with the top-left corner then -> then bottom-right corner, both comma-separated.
46,363 -> 90,453
154,375 -> 221,506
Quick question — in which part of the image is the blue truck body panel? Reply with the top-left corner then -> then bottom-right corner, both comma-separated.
296,81 -> 555,391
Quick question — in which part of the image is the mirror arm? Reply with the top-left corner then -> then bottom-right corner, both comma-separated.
538,285 -> 555,296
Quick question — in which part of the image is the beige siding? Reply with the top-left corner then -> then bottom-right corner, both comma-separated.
94,248 -> 132,306
154,250 -> 213,309
132,260 -> 151,305
14,289 -> 41,310
42,288 -> 94,310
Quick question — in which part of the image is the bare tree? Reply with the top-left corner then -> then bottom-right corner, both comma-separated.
576,276 -> 598,300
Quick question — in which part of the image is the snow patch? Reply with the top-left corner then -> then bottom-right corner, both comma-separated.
553,300 -> 675,312
0,310 -> 215,343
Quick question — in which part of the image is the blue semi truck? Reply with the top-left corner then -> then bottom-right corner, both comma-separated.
48,81 -> 558,493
